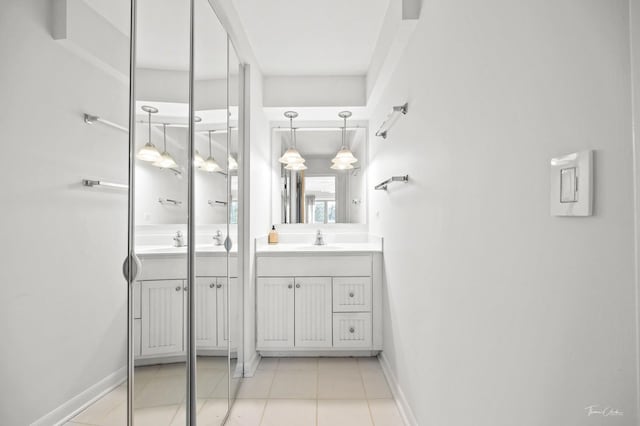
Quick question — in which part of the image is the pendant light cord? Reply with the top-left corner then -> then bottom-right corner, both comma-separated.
148,111 -> 152,143
208,131 -> 213,157
289,116 -> 294,148
162,124 -> 167,151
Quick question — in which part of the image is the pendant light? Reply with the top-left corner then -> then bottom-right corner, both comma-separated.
331,111 -> 358,170
202,130 -> 222,173
153,124 -> 178,169
279,111 -> 305,165
284,128 -> 307,170
136,105 -> 161,162
194,151 -> 205,168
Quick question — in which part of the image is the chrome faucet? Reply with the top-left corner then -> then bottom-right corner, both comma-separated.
314,229 -> 326,246
213,229 -> 224,246
173,230 -> 186,247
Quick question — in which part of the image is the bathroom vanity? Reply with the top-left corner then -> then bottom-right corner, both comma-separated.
256,235 -> 383,355
132,247 -> 238,364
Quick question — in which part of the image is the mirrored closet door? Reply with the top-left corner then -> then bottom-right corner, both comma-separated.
126,0 -> 243,424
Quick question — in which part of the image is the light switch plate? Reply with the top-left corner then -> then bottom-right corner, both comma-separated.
550,150 -> 593,216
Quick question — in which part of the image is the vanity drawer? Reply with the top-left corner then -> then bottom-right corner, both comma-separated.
333,313 -> 372,348
333,277 -> 371,312
257,255 -> 371,277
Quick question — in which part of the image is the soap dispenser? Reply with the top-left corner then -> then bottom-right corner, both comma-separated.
268,225 -> 279,245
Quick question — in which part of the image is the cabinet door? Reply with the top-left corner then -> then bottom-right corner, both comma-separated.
141,280 -> 184,356
196,277 -> 218,349
294,277 -> 332,348
216,277 -> 229,347
257,277 -> 294,348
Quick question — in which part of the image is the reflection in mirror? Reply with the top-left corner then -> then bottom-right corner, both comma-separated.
194,0 -> 230,423
274,115 -> 367,224
227,38 -> 243,405
132,0 -> 189,424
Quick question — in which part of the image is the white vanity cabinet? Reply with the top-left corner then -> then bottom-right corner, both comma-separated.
256,252 -> 382,354
133,254 -> 237,362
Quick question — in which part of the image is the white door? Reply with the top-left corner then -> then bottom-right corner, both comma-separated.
141,280 -> 184,356
294,277 -> 332,348
257,277 -> 295,348
196,277 -> 218,349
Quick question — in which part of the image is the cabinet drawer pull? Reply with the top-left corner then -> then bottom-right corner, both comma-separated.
349,326 -> 355,333
209,283 -> 215,288
296,284 -> 301,288
175,286 -> 181,292
348,292 -> 355,298
183,286 -> 187,291
216,283 -> 222,288
288,284 -> 293,289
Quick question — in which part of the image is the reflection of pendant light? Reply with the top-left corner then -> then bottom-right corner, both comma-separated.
279,111 -> 305,165
136,105 -> 161,162
153,124 -> 178,168
202,130 -> 222,173
228,155 -> 238,170
331,111 -> 358,170
284,128 -> 307,170
194,150 -> 205,168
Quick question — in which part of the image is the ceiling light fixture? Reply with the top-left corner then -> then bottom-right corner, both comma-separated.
136,105 -> 161,162
153,124 -> 178,169
331,111 -> 357,170
202,130 -> 222,173
279,111 -> 306,166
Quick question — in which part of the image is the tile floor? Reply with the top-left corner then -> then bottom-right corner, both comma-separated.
66,357 -> 404,426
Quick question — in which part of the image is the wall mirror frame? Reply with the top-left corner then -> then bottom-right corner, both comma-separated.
126,0 -> 245,424
269,121 -> 369,226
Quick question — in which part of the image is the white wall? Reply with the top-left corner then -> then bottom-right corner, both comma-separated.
368,1 -> 638,425
245,64 -> 271,371
0,1 -> 128,424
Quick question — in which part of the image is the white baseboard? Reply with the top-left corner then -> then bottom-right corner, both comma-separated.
378,353 -> 418,426
31,366 -> 127,426
243,352 -> 260,377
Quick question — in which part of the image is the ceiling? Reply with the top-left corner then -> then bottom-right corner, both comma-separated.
85,0 -> 229,79
233,0 -> 390,76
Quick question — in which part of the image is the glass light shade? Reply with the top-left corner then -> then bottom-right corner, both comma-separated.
194,150 -> 205,168
153,151 -> 178,169
279,148 -> 305,164
202,157 -> 222,173
136,142 -> 161,162
285,162 -> 308,171
228,155 -> 238,170
330,160 -> 354,170
331,147 -> 358,164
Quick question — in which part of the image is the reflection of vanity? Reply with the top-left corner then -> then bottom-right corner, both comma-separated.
133,249 -> 238,364
256,234 -> 383,355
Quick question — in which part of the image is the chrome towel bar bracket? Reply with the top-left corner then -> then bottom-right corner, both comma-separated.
375,103 -> 408,139
374,175 -> 409,191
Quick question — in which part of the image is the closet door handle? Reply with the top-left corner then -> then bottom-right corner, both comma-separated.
287,284 -> 293,289
349,292 -> 355,298
175,286 -> 181,292
349,327 -> 355,333
209,283 -> 215,288
296,284 -> 301,288
216,283 -> 222,289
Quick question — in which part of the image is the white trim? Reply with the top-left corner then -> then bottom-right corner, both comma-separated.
378,352 -> 418,426
31,366 -> 126,426
243,352 -> 261,377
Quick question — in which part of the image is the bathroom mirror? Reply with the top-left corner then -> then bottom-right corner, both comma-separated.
131,0 -> 238,424
272,126 -> 367,224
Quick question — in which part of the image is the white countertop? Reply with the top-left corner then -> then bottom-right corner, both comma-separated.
256,242 -> 382,254
136,245 -> 236,256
